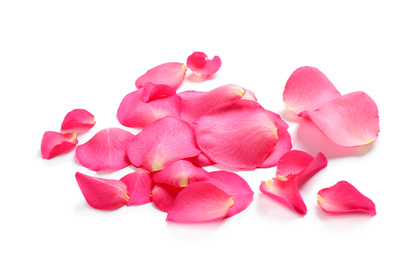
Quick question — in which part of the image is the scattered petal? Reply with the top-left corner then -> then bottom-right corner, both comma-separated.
186,51 -> 221,77
135,62 -> 187,90
41,131 -> 78,159
151,184 -> 182,212
61,109 -> 95,131
142,82 -> 176,102
120,170 -> 153,206
187,153 -> 216,167
152,160 -> 210,188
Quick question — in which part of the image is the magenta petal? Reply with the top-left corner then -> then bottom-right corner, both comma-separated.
167,182 -> 233,223
75,172 -> 129,210
259,123 -> 292,168
186,51 -> 221,77
120,170 -> 152,206
306,91 -> 380,146
61,109 -> 95,131
135,62 -> 187,90
41,131 -> 78,159
152,160 -> 210,188
151,184 -> 181,213
209,171 -> 253,218
75,128 -> 134,171
317,181 -> 376,215
126,117 -> 201,172
283,66 -> 341,115
142,83 -> 176,102
187,153 -> 215,167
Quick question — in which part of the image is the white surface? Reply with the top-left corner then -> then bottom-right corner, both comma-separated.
1,1 -> 419,259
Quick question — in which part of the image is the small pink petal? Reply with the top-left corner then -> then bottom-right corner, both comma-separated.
75,172 -> 129,210
126,116 -> 201,172
187,153 -> 216,167
283,66 -> 341,115
61,109 -> 96,131
41,131 -> 78,159
117,88 -> 181,128
142,82 -> 176,102
75,128 -> 135,171
259,177 -> 307,215
151,184 -> 182,212
317,181 -> 376,215
306,91 -> 380,146
186,51 -> 221,77
167,182 -> 233,223
209,171 -> 253,218
135,62 -> 187,90
152,160 -> 210,188
120,170 -> 152,206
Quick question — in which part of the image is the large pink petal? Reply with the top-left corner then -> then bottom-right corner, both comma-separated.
120,170 -> 152,206
135,62 -> 187,90
306,91 -> 380,147
117,88 -> 181,128
317,181 -> 376,215
186,51 -> 221,77
75,128 -> 135,171
167,182 -> 233,223
209,171 -> 253,218
75,172 -> 129,210
126,116 -> 201,172
41,131 -> 78,159
61,109 -> 96,131
283,66 -> 341,115
151,184 -> 182,213
142,83 -> 176,102
152,160 -> 210,188
196,100 -> 280,170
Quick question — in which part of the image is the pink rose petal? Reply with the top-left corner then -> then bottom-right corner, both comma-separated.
151,184 -> 182,213
135,62 -> 187,90
317,181 -> 376,215
61,109 -> 96,131
75,172 -> 129,210
120,170 -> 153,206
142,82 -> 176,102
41,131 -> 78,159
75,127 -> 135,171
186,51 -> 221,77
152,160 -> 210,188
187,153 -> 215,167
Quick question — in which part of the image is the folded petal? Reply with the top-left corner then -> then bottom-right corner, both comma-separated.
167,182 -> 233,223
196,100 -> 280,169
186,51 -> 221,77
259,177 -> 307,215
187,153 -> 215,167
135,62 -> 187,90
61,109 -> 96,131
75,172 -> 129,210
209,171 -> 253,218
151,184 -> 182,213
117,88 -> 182,128
75,128 -> 135,171
120,170 -> 152,206
306,91 -> 380,146
283,66 -> 341,115
142,83 -> 176,102
41,131 -> 78,159
152,160 -> 210,188
317,181 -> 376,215
127,116 -> 201,172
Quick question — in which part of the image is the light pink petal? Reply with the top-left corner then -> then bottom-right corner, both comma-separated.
259,177 -> 307,215
127,116 -> 201,172
135,62 -> 187,90
259,122 -> 292,168
283,66 -> 341,115
142,82 -> 176,102
209,171 -> 253,218
151,184 -> 182,213
187,153 -> 216,167
75,172 -> 129,210
167,182 -> 233,223
306,91 -> 380,146
120,170 -> 152,206
196,100 -> 280,170
317,181 -> 376,215
41,131 -> 78,159
117,89 -> 181,128
75,128 -> 135,171
61,109 -> 96,131
152,160 -> 210,188
186,51 -> 222,77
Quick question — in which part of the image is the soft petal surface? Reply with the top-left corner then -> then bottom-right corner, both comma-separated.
135,62 -> 187,90
306,91 -> 380,146
167,182 -> 233,223
142,83 -> 176,102
127,116 -> 201,172
187,153 -> 215,167
283,66 -> 341,115
61,109 -> 95,131
76,128 -> 134,171
120,170 -> 152,206
151,184 -> 181,213
196,100 -> 280,169
259,124 -> 292,168
317,181 -> 376,215
152,160 -> 210,188
209,171 -> 253,218
186,51 -> 222,77
117,88 -> 182,128
41,131 -> 78,159
75,172 -> 129,210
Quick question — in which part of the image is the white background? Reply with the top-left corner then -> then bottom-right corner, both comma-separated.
1,1 -> 419,259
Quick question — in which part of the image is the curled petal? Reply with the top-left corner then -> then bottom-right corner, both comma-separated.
142,83 -> 176,102
75,128 -> 135,171
120,170 -> 152,206
186,51 -> 221,77
41,131 -> 78,159
61,109 -> 95,131
135,62 -> 187,90
75,172 -> 129,210
152,160 -> 210,188
317,181 -> 376,215
151,184 -> 182,212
